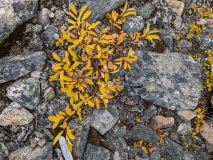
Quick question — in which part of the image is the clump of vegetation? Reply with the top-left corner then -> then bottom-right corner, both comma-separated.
134,140 -> 154,154
48,1 -> 159,151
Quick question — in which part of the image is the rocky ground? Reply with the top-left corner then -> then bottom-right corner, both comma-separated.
0,0 -> 213,159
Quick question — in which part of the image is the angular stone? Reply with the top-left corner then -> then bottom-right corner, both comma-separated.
177,110 -> 196,121
69,116 -> 91,160
38,8 -> 50,26
177,121 -> 191,135
122,16 -> 144,34
83,144 -> 111,160
150,151 -> 161,160
200,34 -> 213,50
161,35 -> 173,49
165,0 -> 184,16
140,105 -> 157,123
86,0 -> 126,23
181,152 -> 195,160
6,78 -> 40,109
40,25 -> 58,45
0,102 -> 33,126
91,105 -> 119,135
127,123 -> 159,143
200,123 -> 213,145
0,0 -> 39,43
8,142 -> 52,160
137,2 -> 155,19
150,115 -> 174,130
59,136 -> 73,160
0,51 -> 46,83
113,151 -> 128,160
160,138 -> 184,159
125,51 -> 201,110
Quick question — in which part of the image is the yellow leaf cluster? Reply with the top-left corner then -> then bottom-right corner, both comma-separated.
204,50 -> 213,91
134,140 -> 154,154
156,129 -> 165,144
193,6 -> 213,18
191,107 -> 206,137
48,106 -> 76,151
106,1 -> 136,29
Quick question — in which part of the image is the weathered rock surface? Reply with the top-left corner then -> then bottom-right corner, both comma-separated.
8,142 -> 52,160
140,105 -> 157,122
7,78 -> 40,110
177,110 -> 196,121
0,0 -> 39,43
200,34 -> 213,49
86,0 -> 126,23
0,102 -> 33,126
137,2 -> 155,19
122,16 -> 144,34
0,51 -> 46,83
69,116 -> 91,160
200,123 -> 213,145
165,0 -> 185,16
91,105 -> 119,135
125,51 -> 201,110
150,115 -> 174,130
59,136 -> 73,160
40,25 -> 58,45
177,121 -> 191,135
83,144 -> 111,160
127,123 -> 159,143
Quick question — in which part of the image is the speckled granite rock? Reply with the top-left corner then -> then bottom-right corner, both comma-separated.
86,0 -> 126,23
6,78 -> 41,110
0,102 -> 34,126
0,51 -> 46,83
8,142 -> 52,160
122,16 -> 144,34
125,50 -> 201,110
0,0 -> 39,43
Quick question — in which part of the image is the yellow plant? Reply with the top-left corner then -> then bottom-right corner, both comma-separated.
48,1 -> 159,151
106,1 -> 136,29
134,140 -> 154,154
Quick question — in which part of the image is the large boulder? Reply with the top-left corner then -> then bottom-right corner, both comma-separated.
0,0 -> 39,43
125,50 -> 201,110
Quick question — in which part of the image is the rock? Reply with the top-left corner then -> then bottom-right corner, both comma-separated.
38,8 -> 50,26
83,144 -> 111,160
165,0 -> 184,16
160,138 -> 184,159
125,96 -> 140,105
181,152 -> 195,160
200,34 -> 213,49
174,16 -> 182,29
181,0 -> 192,7
140,105 -> 157,123
59,136 -> 73,160
43,87 -> 55,103
8,142 -> 52,160
91,105 -> 119,135
177,121 -> 191,135
0,102 -> 33,126
161,35 -> 173,49
6,78 -> 40,110
200,123 -> 213,145
86,0 -> 126,23
137,2 -> 155,19
31,70 -> 43,79
150,115 -> 174,130
125,51 -> 201,110
113,151 -> 128,160
114,125 -> 126,137
150,151 -> 161,160
0,0 -> 39,43
205,143 -> 213,153
0,51 -> 46,83
40,25 -> 58,45
122,16 -> 144,34
69,116 -> 91,160
127,123 -> 159,143
177,110 -> 196,121
178,39 -> 192,52
37,99 -> 68,126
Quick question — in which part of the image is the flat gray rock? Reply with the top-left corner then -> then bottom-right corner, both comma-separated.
8,142 -> 52,160
125,50 -> 201,110
7,78 -> 40,109
0,0 -> 39,43
200,34 -> 213,50
127,123 -> 159,143
86,0 -> 126,23
91,105 -> 119,135
0,102 -> 34,126
83,144 -> 111,160
0,51 -> 46,83
137,2 -> 155,19
122,16 -> 144,34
